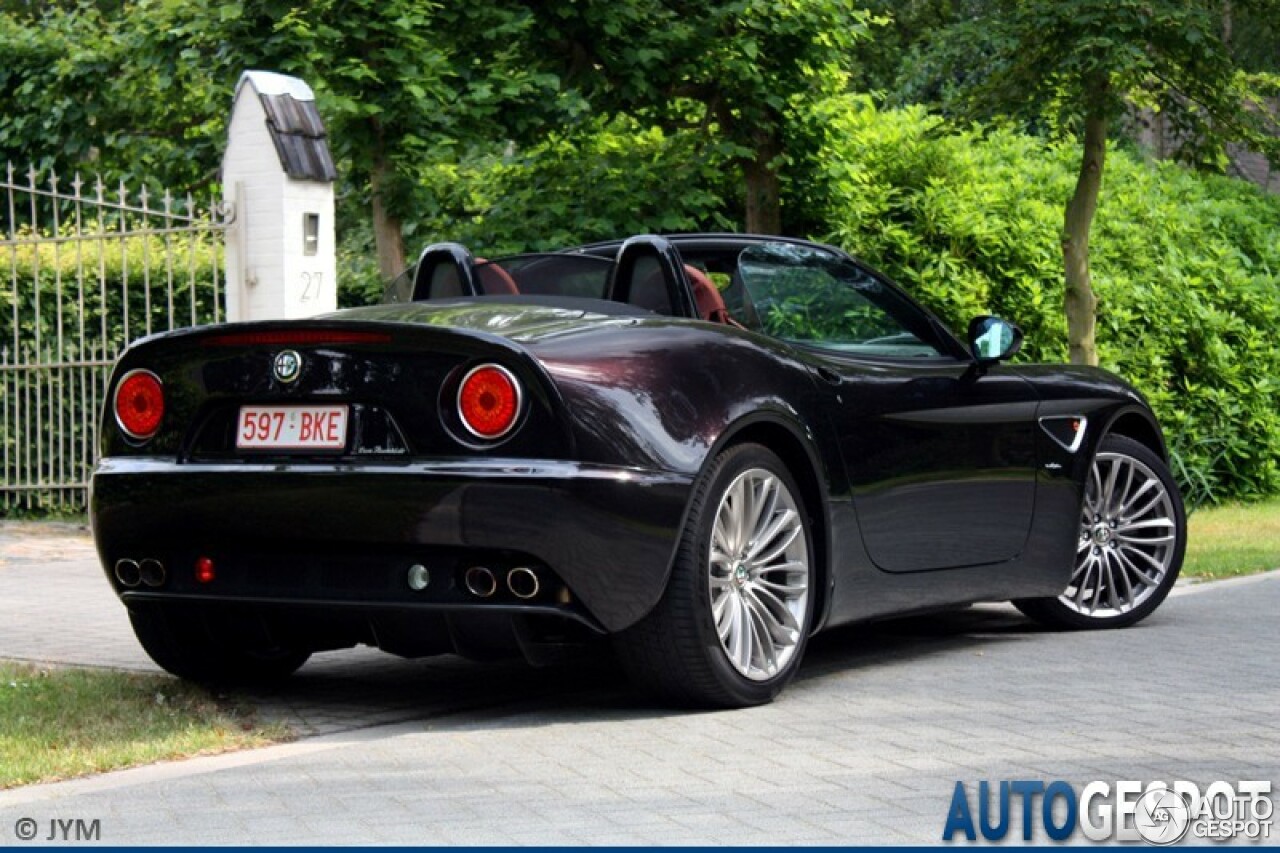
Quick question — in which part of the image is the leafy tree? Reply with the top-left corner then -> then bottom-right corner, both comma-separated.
0,1 -> 567,279
1222,0 -> 1280,74
530,0 -> 878,234
0,4 -> 222,188
266,1 -> 565,278
906,0 -> 1279,365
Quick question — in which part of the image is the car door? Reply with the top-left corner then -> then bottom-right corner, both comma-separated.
737,242 -> 1039,572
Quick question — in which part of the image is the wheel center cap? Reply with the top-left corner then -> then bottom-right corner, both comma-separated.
733,564 -> 749,586
1091,524 -> 1113,545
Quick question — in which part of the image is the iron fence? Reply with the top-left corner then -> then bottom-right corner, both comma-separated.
1,164 -> 232,513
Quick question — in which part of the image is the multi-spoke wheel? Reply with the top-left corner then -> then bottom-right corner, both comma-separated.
709,467 -> 810,681
614,443 -> 815,707
1016,434 -> 1186,629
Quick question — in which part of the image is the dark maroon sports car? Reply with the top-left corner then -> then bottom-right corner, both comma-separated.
91,234 -> 1186,707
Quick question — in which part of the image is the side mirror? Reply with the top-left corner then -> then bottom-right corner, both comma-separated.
968,316 -> 1024,364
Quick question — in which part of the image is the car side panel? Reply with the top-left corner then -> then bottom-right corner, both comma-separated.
820,368 -> 1167,626
529,320 -> 845,482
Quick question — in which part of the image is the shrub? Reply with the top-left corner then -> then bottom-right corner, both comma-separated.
0,226 -> 223,358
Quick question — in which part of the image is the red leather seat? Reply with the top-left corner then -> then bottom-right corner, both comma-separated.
685,265 -> 733,325
475,258 -> 519,295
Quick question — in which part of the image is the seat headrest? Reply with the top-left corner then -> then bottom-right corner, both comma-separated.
474,258 -> 519,295
686,265 -> 732,325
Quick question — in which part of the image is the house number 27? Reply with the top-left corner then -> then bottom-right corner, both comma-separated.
301,272 -> 324,301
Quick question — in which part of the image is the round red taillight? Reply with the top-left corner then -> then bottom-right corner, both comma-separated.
113,369 -> 165,440
457,364 -> 521,440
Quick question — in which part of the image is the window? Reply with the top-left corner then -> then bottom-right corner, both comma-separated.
738,243 -> 946,358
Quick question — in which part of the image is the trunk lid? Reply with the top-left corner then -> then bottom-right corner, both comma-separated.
100,317 -> 571,462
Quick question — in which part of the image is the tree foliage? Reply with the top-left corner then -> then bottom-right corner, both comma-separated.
884,0 -> 1278,367
0,1 -> 569,276
529,0 -> 879,234
0,3 -> 222,188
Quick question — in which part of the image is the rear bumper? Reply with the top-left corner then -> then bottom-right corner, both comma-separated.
90,457 -> 693,632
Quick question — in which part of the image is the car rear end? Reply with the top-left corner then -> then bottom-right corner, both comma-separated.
91,318 -> 691,666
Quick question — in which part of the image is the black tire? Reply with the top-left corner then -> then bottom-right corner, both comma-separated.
613,443 -> 816,708
129,606 -> 310,684
1016,434 -> 1186,630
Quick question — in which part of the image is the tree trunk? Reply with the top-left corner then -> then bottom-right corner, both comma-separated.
369,137 -> 406,282
743,131 -> 782,235
1062,106 -> 1107,366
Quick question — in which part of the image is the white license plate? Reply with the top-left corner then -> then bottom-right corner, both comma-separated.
236,405 -> 349,451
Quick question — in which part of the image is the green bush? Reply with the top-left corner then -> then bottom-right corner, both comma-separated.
0,227 -> 223,357
788,96 -> 1280,503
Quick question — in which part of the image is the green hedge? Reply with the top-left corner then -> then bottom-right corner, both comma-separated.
0,230 -> 222,356
789,96 -> 1280,503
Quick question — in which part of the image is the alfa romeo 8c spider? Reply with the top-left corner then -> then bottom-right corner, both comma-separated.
91,234 -> 1186,706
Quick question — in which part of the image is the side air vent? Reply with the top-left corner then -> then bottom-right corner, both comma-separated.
1039,416 -> 1088,453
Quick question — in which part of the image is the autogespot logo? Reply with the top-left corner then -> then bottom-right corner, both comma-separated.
942,779 -> 1273,844
1134,787 -> 1192,845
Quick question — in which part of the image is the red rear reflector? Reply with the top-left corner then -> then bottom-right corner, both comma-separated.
457,364 -> 521,440
195,557 -> 216,584
113,369 -> 165,440
201,329 -> 392,347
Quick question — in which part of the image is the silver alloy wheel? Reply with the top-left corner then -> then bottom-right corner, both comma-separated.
1062,450 -> 1178,618
708,467 -> 810,681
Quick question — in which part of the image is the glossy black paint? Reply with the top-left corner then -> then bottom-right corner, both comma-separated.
90,233 -> 1169,663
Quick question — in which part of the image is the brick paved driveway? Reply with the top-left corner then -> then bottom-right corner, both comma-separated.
0,522 -> 1277,844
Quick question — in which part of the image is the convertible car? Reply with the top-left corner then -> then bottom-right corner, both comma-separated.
91,233 -> 1186,707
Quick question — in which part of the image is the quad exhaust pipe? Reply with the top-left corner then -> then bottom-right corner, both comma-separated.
462,565 -> 542,600
463,566 -> 498,598
114,559 -> 141,588
114,557 -> 166,588
506,567 -> 540,600
139,558 -> 166,587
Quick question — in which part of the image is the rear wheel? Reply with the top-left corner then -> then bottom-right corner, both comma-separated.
1016,434 -> 1186,629
614,443 -> 815,707
129,607 -> 310,684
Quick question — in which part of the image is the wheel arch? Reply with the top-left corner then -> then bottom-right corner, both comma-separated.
708,413 -> 834,634
1101,406 -> 1167,461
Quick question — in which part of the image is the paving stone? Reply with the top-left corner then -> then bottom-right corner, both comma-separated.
1,521 -> 1277,844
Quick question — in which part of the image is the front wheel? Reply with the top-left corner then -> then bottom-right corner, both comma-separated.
614,443 -> 815,707
1016,434 -> 1186,629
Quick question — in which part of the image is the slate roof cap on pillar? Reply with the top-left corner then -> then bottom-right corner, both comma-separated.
235,70 -> 338,183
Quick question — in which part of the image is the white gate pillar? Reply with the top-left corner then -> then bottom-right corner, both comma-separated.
222,71 -> 338,322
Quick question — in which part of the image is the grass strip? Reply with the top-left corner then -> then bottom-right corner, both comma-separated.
1183,497 -> 1280,579
0,661 -> 289,788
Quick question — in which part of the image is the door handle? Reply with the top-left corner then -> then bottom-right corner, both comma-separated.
814,366 -> 843,386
